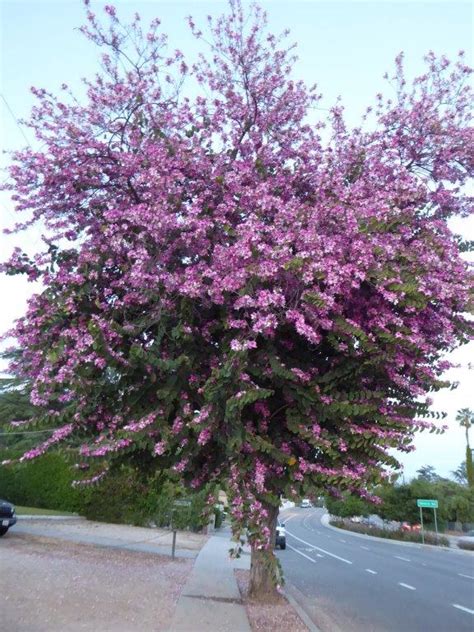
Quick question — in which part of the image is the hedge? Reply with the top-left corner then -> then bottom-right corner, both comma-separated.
330,518 -> 450,547
0,451 -> 212,531
0,452 -> 81,512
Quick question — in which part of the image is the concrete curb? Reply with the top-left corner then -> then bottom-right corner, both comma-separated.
321,513 -> 474,556
284,585 -> 321,632
18,515 -> 83,520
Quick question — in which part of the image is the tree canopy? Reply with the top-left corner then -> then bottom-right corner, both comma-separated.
456,408 -> 474,486
1,0 -> 473,597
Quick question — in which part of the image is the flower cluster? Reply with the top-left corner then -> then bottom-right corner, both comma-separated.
1,1 -> 472,555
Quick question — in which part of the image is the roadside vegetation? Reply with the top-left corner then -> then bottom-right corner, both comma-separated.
457,540 -> 474,551
0,443 -> 217,531
329,518 -> 450,547
325,464 -> 474,536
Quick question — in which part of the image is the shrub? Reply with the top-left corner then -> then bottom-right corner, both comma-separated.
0,449 -> 213,530
78,465 -> 160,526
0,452 -> 81,512
458,540 -> 474,551
80,468 -> 211,531
330,518 -> 450,547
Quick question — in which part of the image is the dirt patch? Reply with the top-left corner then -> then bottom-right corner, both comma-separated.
235,569 -> 309,631
0,532 -> 194,631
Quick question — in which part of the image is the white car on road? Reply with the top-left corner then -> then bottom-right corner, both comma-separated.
275,521 -> 286,549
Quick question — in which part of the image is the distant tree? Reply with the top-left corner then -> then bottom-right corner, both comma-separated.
456,409 -> 474,487
379,476 -> 474,528
0,378 -> 35,427
378,484 -> 418,523
0,365 -> 43,455
446,489 -> 474,524
416,464 -> 439,483
325,493 -> 371,519
452,460 -> 468,485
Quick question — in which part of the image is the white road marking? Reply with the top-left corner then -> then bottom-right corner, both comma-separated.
302,516 -> 311,530
360,545 -> 370,550
398,583 -> 416,591
452,604 -> 474,615
395,556 -> 411,562
316,553 -> 324,558
339,539 -> 347,543
458,573 -> 474,580
287,543 -> 316,563
286,531 -> 352,564
365,569 -> 377,575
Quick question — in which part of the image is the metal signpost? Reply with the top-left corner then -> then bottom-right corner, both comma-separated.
416,499 -> 439,544
171,500 -> 191,559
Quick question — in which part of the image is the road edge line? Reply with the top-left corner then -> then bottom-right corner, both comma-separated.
286,529 -> 352,564
287,543 -> 316,563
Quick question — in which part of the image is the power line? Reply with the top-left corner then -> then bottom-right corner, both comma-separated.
0,428 -> 56,435
1,93 -> 32,148
0,200 -> 17,223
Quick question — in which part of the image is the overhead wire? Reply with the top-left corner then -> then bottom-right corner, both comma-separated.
1,93 -> 32,148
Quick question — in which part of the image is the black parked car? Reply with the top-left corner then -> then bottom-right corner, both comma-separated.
0,499 -> 17,536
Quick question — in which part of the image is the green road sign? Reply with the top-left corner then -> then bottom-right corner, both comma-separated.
417,499 -> 438,508
173,500 -> 192,507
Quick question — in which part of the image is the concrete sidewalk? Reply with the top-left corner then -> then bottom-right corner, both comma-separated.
168,532 -> 251,632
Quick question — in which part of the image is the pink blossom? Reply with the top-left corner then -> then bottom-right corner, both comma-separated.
154,441 -> 167,455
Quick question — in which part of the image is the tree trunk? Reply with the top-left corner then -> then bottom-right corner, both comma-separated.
466,444 -> 474,488
248,502 -> 281,602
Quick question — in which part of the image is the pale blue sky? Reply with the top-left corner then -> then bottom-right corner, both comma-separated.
0,1 -> 473,479
1,1 -> 473,145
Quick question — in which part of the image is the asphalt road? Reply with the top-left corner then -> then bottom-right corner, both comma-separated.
278,508 -> 474,632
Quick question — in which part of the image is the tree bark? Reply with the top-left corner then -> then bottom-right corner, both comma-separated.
248,502 -> 281,602
466,444 -> 474,488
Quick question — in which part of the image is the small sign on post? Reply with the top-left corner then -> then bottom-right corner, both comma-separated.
416,499 -> 439,543
416,499 -> 438,509
173,500 -> 192,508
170,500 -> 192,559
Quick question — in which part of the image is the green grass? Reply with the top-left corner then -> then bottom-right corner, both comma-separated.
15,505 -> 78,516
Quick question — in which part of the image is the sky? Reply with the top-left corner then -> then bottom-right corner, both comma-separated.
0,0 -> 472,480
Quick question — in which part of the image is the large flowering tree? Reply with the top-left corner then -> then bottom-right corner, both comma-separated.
2,1 -> 473,598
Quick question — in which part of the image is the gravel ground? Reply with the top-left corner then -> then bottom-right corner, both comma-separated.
235,569 -> 309,632
0,533 -> 193,631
